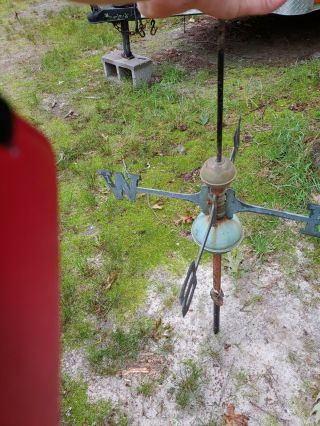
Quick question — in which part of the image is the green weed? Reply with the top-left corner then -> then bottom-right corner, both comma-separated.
244,295 -> 263,308
235,371 -> 248,390
87,318 -> 153,375
61,376 -> 128,426
175,359 -> 205,409
137,380 -> 157,397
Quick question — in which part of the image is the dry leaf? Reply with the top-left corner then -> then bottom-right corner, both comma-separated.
176,123 -> 188,131
151,318 -> 162,340
122,367 -> 151,376
175,214 -> 196,225
179,168 -> 200,182
151,318 -> 173,341
311,392 -> 320,424
310,192 -> 320,204
105,272 -> 118,291
100,133 -> 109,141
224,404 -> 249,426
152,199 -> 164,210
289,102 -> 307,112
152,204 -> 163,210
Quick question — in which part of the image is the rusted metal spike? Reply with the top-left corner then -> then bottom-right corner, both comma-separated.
211,254 -> 223,334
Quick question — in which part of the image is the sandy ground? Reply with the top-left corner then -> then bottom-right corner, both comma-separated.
63,240 -> 320,425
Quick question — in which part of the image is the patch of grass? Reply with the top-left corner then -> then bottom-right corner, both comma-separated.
286,282 -> 301,296
87,317 -> 153,375
249,232 -> 275,257
137,380 -> 157,397
263,415 -> 281,426
61,376 -> 128,426
225,248 -> 244,278
288,351 -> 298,365
244,294 -> 263,308
235,371 -> 248,390
163,284 -> 180,309
175,359 -> 205,409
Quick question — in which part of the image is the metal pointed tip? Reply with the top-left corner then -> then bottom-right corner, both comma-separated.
230,117 -> 241,163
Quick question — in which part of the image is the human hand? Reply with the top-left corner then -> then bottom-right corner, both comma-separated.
73,0 -> 287,20
137,0 -> 287,19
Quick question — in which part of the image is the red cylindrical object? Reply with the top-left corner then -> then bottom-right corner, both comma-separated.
0,113 -> 60,426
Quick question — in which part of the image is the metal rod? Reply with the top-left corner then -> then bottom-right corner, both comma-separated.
121,20 -> 134,59
216,21 -> 225,163
213,254 -> 222,334
136,186 -> 204,205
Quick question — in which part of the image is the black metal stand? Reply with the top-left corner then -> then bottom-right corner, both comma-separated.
120,21 -> 134,59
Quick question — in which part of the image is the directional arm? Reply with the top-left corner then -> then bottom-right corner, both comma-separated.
99,170 -> 210,212
226,189 -> 320,238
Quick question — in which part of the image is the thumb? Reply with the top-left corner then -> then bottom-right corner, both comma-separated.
233,0 -> 287,17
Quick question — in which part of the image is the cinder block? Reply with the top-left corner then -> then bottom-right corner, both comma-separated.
102,50 -> 153,87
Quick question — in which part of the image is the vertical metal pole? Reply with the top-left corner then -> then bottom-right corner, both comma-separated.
213,254 -> 222,334
183,16 -> 186,33
121,20 -> 134,59
216,21 -> 225,163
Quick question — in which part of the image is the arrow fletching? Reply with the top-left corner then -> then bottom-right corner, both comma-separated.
179,261 -> 197,317
179,198 -> 217,317
230,117 -> 241,163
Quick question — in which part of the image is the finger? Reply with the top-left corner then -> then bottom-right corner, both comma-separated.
215,0 -> 287,19
138,0 -> 286,19
137,0 -> 196,18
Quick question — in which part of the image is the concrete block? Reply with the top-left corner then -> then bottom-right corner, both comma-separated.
102,50 -> 153,87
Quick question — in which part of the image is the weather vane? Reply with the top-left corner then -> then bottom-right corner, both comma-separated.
99,21 -> 320,334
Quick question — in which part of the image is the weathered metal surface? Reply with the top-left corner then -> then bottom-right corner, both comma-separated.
275,0 -> 320,15
191,213 -> 244,254
99,170 -> 211,212
88,5 -> 202,23
180,200 -> 217,317
226,189 -> 320,238
200,157 -> 237,188
88,5 -> 140,23
211,255 -> 223,334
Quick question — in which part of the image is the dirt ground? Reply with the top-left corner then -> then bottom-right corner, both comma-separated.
63,240 -> 320,425
147,12 -> 320,70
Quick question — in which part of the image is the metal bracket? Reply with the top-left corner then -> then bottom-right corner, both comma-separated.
226,189 -> 320,238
